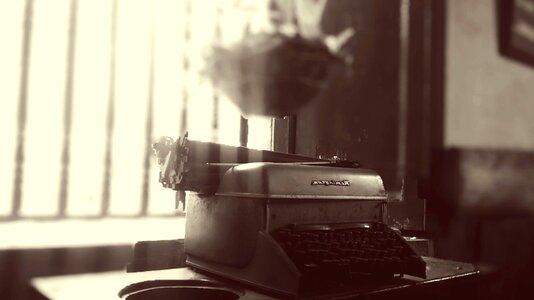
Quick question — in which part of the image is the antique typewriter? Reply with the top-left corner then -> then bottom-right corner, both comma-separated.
152,134 -> 426,297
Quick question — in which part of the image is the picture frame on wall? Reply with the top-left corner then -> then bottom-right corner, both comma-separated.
497,0 -> 534,68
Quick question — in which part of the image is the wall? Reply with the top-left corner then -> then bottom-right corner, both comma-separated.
445,0 -> 534,151
427,2 -> 534,299
440,1 -> 534,225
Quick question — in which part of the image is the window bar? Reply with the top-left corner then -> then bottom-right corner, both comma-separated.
11,0 -> 34,219
396,0 -> 410,185
58,0 -> 78,218
239,116 -> 248,147
179,0 -> 192,136
140,8 -> 156,217
211,3 -> 223,143
101,0 -> 118,217
176,0 -> 192,209
272,117 -> 294,153
421,0 -> 433,179
211,87 -> 219,142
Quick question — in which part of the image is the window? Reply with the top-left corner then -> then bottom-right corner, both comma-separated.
0,0 -> 274,221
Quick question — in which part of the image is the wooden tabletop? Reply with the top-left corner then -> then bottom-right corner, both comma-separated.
32,256 -> 479,300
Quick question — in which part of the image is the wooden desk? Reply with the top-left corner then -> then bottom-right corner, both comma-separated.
32,257 -> 479,300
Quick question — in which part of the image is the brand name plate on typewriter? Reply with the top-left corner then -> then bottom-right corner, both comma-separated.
311,180 -> 350,186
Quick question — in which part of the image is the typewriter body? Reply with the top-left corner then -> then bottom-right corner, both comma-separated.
154,134 -> 426,296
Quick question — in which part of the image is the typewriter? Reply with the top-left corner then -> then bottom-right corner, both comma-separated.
152,134 -> 426,297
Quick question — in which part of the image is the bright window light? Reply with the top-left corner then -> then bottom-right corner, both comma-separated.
0,0 -> 274,223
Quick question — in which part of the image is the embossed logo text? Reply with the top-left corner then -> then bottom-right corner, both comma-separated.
311,180 -> 350,186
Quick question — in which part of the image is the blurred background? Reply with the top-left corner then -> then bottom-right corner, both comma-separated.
2,0 -> 534,299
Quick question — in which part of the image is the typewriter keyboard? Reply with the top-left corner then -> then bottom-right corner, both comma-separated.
273,222 -> 426,283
